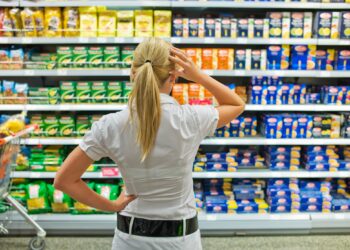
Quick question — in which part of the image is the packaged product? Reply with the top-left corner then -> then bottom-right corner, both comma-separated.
331,12 -> 340,39
268,12 -> 283,38
230,18 -> 237,38
281,12 -> 290,39
95,183 -> 120,213
198,18 -> 204,38
253,19 -> 264,38
9,47 -> 23,70
185,48 -> 201,68
122,81 -> 132,100
47,184 -> 72,213
201,48 -> 216,70
33,8 -> 44,37
290,12 -> 304,38
204,16 -> 216,37
30,114 -> 44,136
247,18 -> 254,39
121,46 -> 134,68
76,115 -> 91,137
340,12 -> 350,39
29,87 -> 48,104
43,115 -> 59,137
98,10 -> 117,37
21,8 -> 37,37
63,7 -> 79,37
72,182 -> 95,214
135,10 -> 153,37
251,50 -> 263,70
291,45 -> 316,70
76,81 -> 91,103
103,46 -> 120,68
0,49 -> 9,70
172,14 -> 185,37
10,184 -> 27,205
10,8 -> 23,37
26,181 -> 51,214
237,18 -> 249,38
48,88 -> 59,104
1,8 -> 14,37
91,81 -> 107,103
72,46 -> 88,68
59,115 -> 75,137
304,12 -> 313,39
60,81 -> 76,103
221,16 -> 231,38
26,52 -> 56,70
57,46 -> 72,68
15,83 -> 28,104
79,7 -> 97,37
2,80 -> 16,104
315,49 -> 335,70
217,48 -> 234,70
107,81 -> 123,103
87,46 -> 103,68
336,50 -> 350,70
44,7 -> 62,37
172,84 -> 188,105
188,18 -> 199,37
154,10 -> 171,37
315,12 -> 332,38
234,49 -> 247,70
117,11 -> 134,37
267,45 -> 290,70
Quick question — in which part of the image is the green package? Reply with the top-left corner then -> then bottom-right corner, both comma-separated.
76,81 -> 91,103
57,46 -> 72,68
107,81 -> 124,103
48,88 -> 60,104
91,114 -> 103,123
28,87 -> 49,104
122,81 -> 132,102
59,115 -> 75,137
9,184 -> 27,204
43,115 -> 59,137
91,81 -> 107,103
76,115 -> 91,137
47,184 -> 72,213
30,114 -> 44,137
26,181 -> 51,214
121,46 -> 134,68
72,47 -> 88,68
29,53 -> 56,70
60,81 -> 76,103
103,46 -> 120,68
94,183 -> 120,214
71,182 -> 95,214
88,47 -> 103,68
30,160 -> 45,171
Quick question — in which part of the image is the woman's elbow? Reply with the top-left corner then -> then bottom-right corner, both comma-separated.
53,176 -> 66,191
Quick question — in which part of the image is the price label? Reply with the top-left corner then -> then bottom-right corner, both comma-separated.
57,69 -> 67,75
25,70 -> 35,76
101,168 -> 119,177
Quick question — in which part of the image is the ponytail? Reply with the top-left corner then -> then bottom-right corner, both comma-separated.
129,62 -> 161,162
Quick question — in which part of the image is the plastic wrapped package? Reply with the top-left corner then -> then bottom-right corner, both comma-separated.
25,181 -> 51,214
44,7 -> 62,37
47,184 -> 72,213
63,7 -> 79,37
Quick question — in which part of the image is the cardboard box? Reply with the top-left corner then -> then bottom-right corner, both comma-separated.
135,10 -> 153,37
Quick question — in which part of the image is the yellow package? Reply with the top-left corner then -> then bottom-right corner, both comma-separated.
44,7 -> 62,37
63,7 -> 79,37
10,8 -> 23,37
21,8 -> 37,37
98,10 -> 116,37
2,8 -> 14,37
135,10 -> 153,37
154,10 -> 171,37
79,7 -> 97,37
117,10 -> 134,37
33,8 -> 44,37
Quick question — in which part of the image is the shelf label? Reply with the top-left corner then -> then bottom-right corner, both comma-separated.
204,38 -> 215,44
0,38 -> 9,44
97,37 -> 107,43
235,70 -> 244,76
101,168 -> 119,177
22,37 -> 32,44
270,215 -> 282,220
30,172 -> 41,178
171,37 -> 181,44
334,214 -> 345,220
57,69 -> 67,75
320,71 -> 331,77
79,37 -> 89,43
236,38 -> 248,44
206,214 -> 217,221
25,70 -> 35,76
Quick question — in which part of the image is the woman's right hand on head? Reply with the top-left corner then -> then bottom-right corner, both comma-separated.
169,47 -> 204,83
113,190 -> 137,212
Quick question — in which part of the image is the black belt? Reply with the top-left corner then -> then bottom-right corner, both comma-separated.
117,213 -> 198,237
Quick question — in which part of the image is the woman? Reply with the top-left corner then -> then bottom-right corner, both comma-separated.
54,37 -> 245,249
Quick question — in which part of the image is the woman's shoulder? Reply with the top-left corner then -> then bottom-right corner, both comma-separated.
96,110 -> 129,129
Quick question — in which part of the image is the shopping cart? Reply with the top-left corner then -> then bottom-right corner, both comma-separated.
0,125 -> 46,250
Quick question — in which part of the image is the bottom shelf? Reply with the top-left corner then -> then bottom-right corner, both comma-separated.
2,211 -> 350,236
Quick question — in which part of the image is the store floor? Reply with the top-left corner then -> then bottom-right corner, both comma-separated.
1,235 -> 350,250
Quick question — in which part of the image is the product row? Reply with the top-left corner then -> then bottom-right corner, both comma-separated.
1,7 -> 349,39
194,145 -> 350,172
0,80 -> 132,104
3,180 -> 123,214
194,178 -> 350,214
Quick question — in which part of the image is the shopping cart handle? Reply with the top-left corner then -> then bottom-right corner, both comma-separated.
0,125 -> 37,146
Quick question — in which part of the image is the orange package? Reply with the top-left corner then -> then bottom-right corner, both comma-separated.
184,48 -> 201,68
217,48 -> 234,70
201,48 -> 217,70
188,83 -> 201,101
172,83 -> 188,104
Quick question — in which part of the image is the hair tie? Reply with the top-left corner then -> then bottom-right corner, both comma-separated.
145,60 -> 152,64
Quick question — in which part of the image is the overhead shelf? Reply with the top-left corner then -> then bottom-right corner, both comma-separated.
0,0 -> 18,6
2,211 -> 350,235
21,137 -> 350,145
1,37 -> 349,46
0,104 -> 348,112
11,170 -> 350,179
19,0 -> 172,7
1,69 -> 350,77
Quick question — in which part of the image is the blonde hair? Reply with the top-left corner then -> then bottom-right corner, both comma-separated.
128,38 -> 175,162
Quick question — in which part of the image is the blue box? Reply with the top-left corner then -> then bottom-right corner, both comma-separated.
235,50 -> 247,69
237,18 -> 249,37
250,85 -> 263,104
263,85 -> 278,105
252,76 -> 268,86
270,204 -> 292,213
205,17 -> 216,37
291,45 -> 309,70
340,12 -> 350,39
336,50 -> 350,70
189,18 -> 199,37
268,76 -> 283,85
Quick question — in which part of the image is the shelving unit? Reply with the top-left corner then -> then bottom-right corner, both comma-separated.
20,137 -> 350,146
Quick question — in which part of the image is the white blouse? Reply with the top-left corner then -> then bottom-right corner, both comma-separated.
79,93 -> 219,220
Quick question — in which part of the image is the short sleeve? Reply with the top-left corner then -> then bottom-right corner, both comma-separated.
79,117 -> 109,161
190,105 -> 219,138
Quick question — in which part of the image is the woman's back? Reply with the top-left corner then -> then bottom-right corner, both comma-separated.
82,93 -> 218,220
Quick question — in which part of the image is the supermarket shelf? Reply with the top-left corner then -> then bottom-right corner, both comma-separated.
3,211 -> 350,235
1,69 -> 350,77
19,0 -> 171,7
0,104 -> 127,111
1,104 -> 348,112
11,170 -> 350,179
1,37 -> 349,45
0,0 -> 18,6
21,137 -> 350,145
